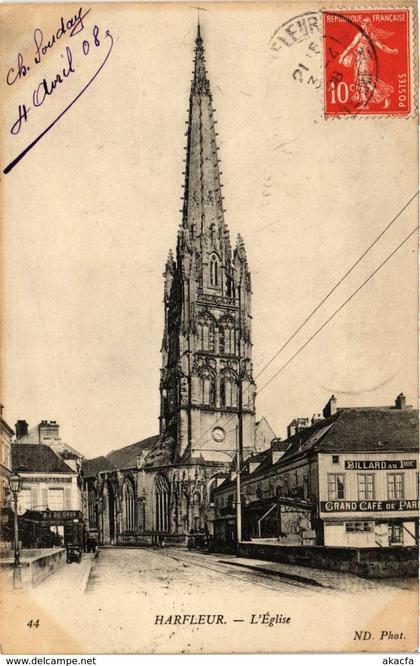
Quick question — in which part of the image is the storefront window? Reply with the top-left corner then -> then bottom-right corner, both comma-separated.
388,523 -> 403,544
358,474 -> 375,500
328,474 -> 344,500
346,522 -> 373,532
388,473 -> 404,500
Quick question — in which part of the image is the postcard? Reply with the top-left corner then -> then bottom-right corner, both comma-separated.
0,0 -> 418,654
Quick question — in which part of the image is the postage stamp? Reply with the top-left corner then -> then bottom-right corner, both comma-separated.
323,9 -> 411,115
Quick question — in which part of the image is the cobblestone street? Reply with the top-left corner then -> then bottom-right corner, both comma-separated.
11,547 -> 415,654
86,547 -> 417,597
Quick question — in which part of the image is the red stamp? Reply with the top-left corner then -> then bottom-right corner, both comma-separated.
323,9 -> 411,115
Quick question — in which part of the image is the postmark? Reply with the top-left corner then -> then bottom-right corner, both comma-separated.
269,12 -> 323,92
323,9 -> 411,116
270,11 -> 320,53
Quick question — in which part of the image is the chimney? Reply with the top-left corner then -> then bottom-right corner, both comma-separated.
288,418 -> 310,438
395,393 -> 406,410
38,420 -> 60,443
323,395 -> 337,418
15,420 -> 28,440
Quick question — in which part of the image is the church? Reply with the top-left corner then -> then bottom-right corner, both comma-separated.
82,25 -> 275,545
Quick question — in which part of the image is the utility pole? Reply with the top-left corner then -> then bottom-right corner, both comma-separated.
235,426 -> 242,544
235,276 -> 243,545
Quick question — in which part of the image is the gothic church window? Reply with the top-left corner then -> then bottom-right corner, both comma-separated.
197,313 -> 215,352
220,370 -> 238,408
208,328 -> 215,352
218,316 -> 235,355
210,254 -> 219,287
192,491 -> 201,530
122,477 -> 136,533
219,328 -> 225,354
155,474 -> 170,532
200,368 -> 216,406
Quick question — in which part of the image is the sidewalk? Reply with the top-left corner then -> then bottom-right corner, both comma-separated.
31,551 -> 97,597
213,552 -> 417,593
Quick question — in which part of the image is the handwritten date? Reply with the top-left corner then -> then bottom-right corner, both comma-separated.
4,23 -> 114,174
7,6 -> 91,86
10,26 -> 106,136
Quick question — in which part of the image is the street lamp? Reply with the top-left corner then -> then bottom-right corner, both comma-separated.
9,472 -> 23,589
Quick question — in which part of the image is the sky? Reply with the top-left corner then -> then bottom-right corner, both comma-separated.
2,3 -> 418,458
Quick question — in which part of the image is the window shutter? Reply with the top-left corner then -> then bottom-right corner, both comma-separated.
41,487 -> 48,509
30,487 -> 39,510
64,487 -> 72,510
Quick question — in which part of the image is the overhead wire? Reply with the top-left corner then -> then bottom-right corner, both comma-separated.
188,194 -> 418,451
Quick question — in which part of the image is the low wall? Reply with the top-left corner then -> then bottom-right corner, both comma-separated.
0,548 -> 65,588
237,542 -> 418,578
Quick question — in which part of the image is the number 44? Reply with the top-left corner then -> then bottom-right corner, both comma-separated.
27,619 -> 40,628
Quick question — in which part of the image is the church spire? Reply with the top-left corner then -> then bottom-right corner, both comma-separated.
180,24 -> 227,254
192,21 -> 210,97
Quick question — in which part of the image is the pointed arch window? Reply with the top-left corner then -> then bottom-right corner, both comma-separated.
220,370 -> 238,408
210,254 -> 219,287
192,491 -> 201,530
218,317 -> 236,355
155,474 -> 170,533
208,327 -> 215,352
219,327 -> 225,354
197,313 -> 215,352
200,367 -> 216,406
122,477 -> 136,533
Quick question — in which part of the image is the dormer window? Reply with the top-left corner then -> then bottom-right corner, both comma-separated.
210,254 -> 219,287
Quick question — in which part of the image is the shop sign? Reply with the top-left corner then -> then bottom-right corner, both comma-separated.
320,499 -> 418,513
40,510 -> 80,520
19,476 -> 72,483
344,460 -> 416,470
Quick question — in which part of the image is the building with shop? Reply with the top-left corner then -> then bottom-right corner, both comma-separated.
7,422 -> 84,548
0,405 -> 14,548
14,419 -> 83,472
213,393 -> 418,549
81,24 -> 283,545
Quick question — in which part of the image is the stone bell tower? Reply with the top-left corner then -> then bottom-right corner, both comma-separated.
159,23 -> 256,465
